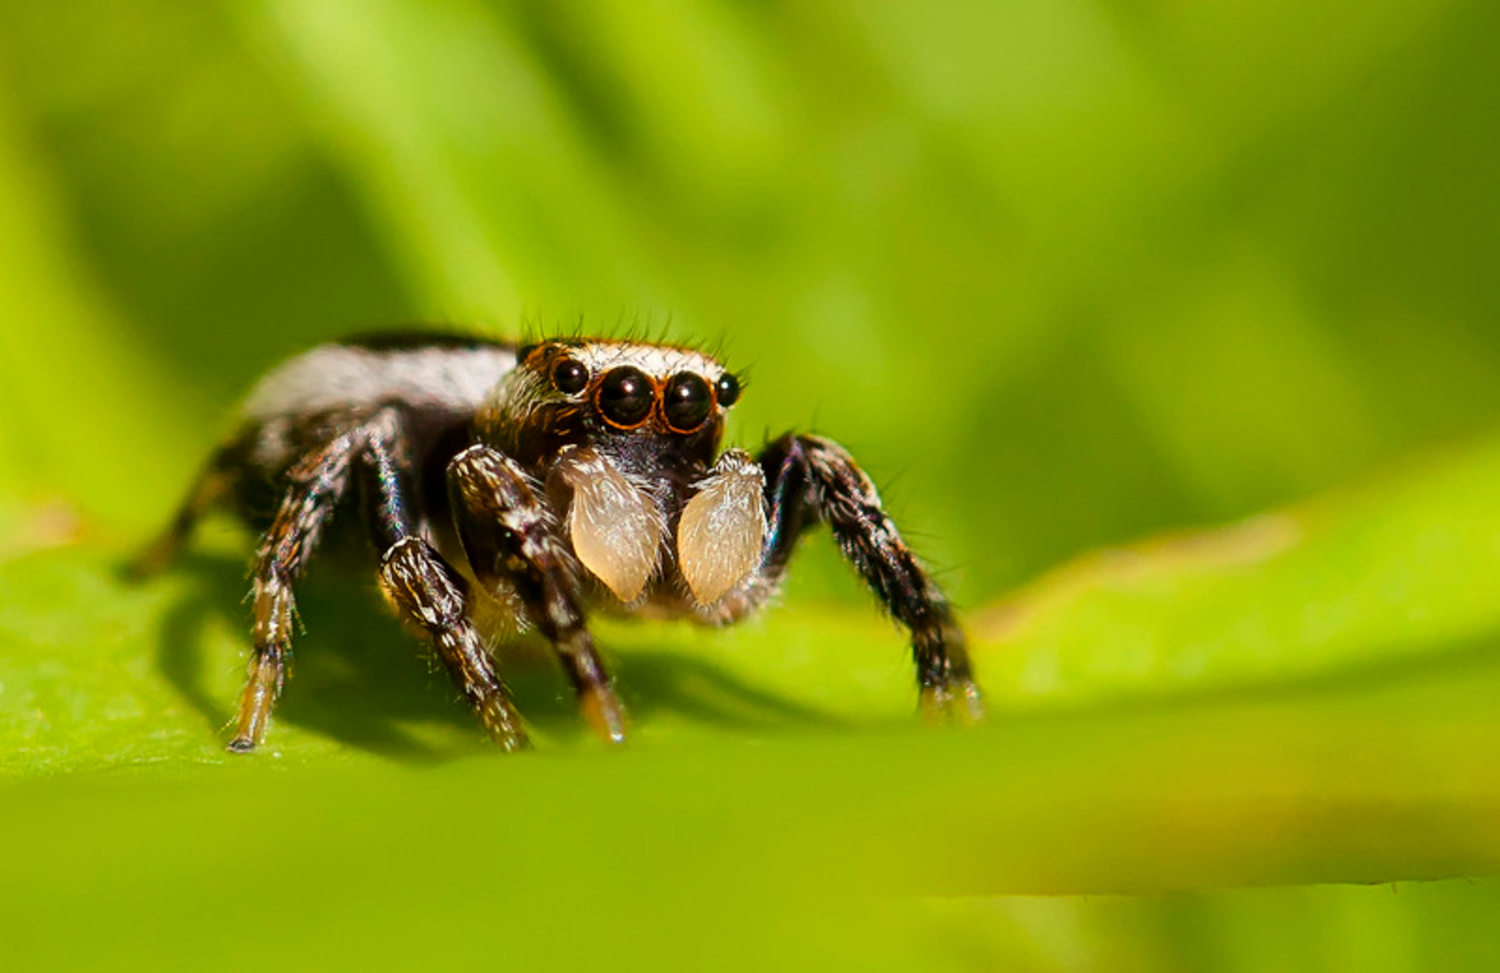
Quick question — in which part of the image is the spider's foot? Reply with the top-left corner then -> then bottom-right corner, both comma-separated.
920,679 -> 986,727
479,695 -> 532,753
580,686 -> 629,746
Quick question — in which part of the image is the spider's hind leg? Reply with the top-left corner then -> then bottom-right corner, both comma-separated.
127,441 -> 246,580
757,433 -> 984,724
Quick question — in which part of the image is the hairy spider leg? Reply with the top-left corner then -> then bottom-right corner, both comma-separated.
378,537 -> 530,753
758,434 -> 985,724
232,408 -> 528,752
231,426 -> 361,751
360,409 -> 530,752
448,444 -> 629,746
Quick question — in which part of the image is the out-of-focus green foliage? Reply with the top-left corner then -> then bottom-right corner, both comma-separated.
3,0 -> 1500,969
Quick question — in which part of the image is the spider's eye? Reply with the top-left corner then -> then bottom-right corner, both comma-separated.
715,372 -> 741,408
663,372 -> 713,433
551,357 -> 589,395
597,366 -> 655,428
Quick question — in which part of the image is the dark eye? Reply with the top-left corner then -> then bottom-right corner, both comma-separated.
551,356 -> 589,395
663,372 -> 712,432
597,366 -> 655,428
715,372 -> 741,407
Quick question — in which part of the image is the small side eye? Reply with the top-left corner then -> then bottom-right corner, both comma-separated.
663,372 -> 712,433
715,373 -> 741,407
597,366 -> 655,428
551,357 -> 590,395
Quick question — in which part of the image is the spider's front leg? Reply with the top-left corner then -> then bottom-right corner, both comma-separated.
447,445 -> 629,746
758,434 -> 985,723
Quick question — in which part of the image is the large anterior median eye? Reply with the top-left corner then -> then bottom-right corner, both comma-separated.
597,366 -> 655,428
663,372 -> 712,432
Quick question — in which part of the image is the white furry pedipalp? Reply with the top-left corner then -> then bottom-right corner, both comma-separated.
676,452 -> 767,606
554,448 -> 663,602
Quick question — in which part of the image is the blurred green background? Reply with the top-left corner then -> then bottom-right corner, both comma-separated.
3,0 -> 1500,970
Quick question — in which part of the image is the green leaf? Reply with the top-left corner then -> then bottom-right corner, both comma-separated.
977,438 -> 1500,708
7,0 -> 1500,968
5,435 -> 1500,877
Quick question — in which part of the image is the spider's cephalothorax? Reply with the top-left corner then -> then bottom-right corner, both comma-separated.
136,332 -> 984,752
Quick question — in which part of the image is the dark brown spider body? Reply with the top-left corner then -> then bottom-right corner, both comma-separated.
138,331 -> 983,752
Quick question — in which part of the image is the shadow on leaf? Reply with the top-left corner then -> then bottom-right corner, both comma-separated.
149,551 -> 843,761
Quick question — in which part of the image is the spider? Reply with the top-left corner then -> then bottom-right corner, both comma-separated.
135,332 -> 984,752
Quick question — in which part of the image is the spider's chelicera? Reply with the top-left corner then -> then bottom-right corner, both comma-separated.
136,333 -> 984,751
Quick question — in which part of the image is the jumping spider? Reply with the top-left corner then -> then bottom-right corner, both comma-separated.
136,332 -> 984,751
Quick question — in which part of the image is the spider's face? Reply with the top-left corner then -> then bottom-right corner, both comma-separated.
480,339 -> 743,472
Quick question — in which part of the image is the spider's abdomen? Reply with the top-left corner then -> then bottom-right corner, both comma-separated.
239,335 -> 516,473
